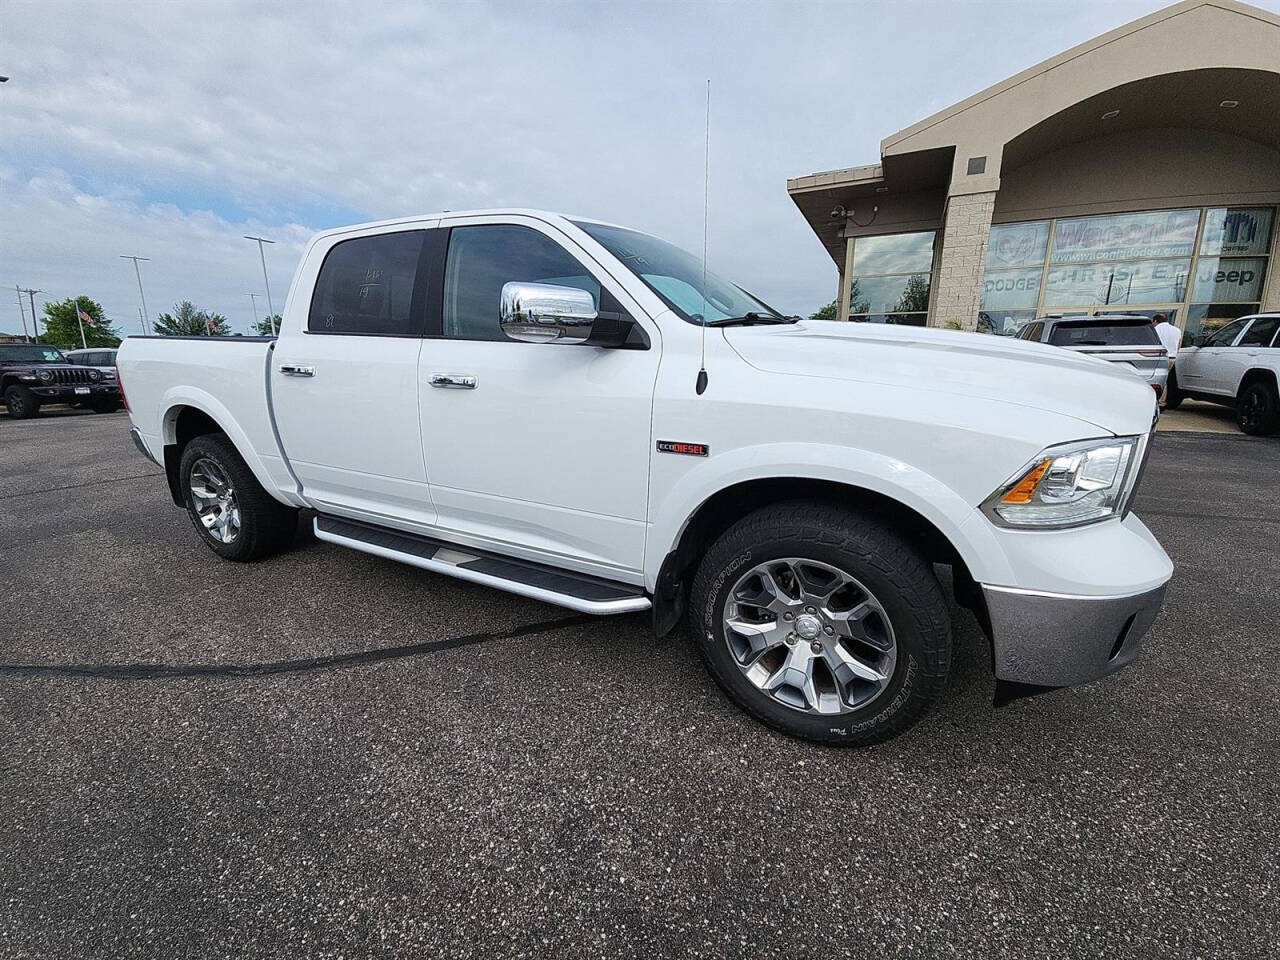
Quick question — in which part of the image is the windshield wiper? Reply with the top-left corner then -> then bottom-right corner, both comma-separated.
705,312 -> 798,327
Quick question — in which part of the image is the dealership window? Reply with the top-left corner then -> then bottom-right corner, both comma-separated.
979,221 -> 1049,335
1184,206 -> 1273,344
977,205 -> 1275,340
846,231 -> 934,326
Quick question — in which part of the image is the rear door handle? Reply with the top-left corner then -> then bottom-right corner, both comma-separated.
279,364 -> 315,377
430,373 -> 477,389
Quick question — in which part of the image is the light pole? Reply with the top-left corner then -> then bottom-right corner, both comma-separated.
14,285 -> 30,341
120,255 -> 152,334
248,292 -> 261,332
244,236 -> 277,333
21,288 -> 44,343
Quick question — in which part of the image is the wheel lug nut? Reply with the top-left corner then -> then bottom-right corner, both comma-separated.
782,612 -> 794,621
805,605 -> 816,614
823,625 -> 834,636
786,633 -> 797,644
810,641 -> 823,653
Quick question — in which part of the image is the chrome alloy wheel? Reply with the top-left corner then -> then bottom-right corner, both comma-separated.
189,457 -> 241,544
722,558 -> 897,715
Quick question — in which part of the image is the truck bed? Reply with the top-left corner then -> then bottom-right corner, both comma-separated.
116,335 -> 302,506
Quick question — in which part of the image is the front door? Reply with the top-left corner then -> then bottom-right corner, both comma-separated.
272,225 -> 440,528
1183,316 -> 1250,395
417,217 -> 660,582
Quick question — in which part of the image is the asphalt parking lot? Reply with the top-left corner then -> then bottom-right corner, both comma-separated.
1,410 -> 1277,959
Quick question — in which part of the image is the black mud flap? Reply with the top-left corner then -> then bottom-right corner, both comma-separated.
993,679 -> 1064,708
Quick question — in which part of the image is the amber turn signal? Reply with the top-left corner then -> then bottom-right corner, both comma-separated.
1001,459 -> 1051,505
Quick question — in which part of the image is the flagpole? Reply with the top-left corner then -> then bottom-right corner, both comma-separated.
74,296 -> 87,349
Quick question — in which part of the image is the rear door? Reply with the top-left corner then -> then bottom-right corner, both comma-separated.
416,216 -> 660,581
272,223 -> 443,528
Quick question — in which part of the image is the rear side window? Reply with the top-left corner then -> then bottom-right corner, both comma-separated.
1048,322 -> 1159,347
1239,317 -> 1279,347
309,231 -> 426,336
442,225 -> 600,341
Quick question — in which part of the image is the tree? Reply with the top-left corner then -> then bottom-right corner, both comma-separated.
809,300 -> 839,322
252,314 -> 282,336
894,274 -> 931,314
40,297 -> 122,350
849,277 -> 870,315
154,301 -> 230,337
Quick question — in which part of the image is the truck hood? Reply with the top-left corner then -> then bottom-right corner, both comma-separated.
723,320 -> 1157,436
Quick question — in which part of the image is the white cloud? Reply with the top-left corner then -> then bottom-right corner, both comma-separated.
3,0 -> 1252,336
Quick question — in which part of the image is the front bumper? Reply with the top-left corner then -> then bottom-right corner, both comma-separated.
31,383 -> 120,401
983,580 -> 1168,688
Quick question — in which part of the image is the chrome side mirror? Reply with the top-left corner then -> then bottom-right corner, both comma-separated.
499,282 -> 597,344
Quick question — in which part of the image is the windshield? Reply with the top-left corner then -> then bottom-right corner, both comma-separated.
0,344 -> 67,364
1048,321 -> 1160,347
573,221 -> 782,324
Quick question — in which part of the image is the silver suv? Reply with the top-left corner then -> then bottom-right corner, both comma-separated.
1016,316 -> 1170,396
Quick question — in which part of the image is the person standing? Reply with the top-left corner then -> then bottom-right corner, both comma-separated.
1152,313 -> 1180,406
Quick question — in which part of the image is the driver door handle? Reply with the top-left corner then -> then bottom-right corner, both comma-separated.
430,373 -> 477,389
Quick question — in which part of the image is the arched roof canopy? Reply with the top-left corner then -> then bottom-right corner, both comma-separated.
882,0 -> 1280,194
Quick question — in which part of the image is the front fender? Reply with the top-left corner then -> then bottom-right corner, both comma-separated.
643,441 -> 1013,591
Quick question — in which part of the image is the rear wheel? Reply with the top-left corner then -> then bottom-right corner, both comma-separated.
1237,380 -> 1280,436
689,502 -> 952,746
4,385 -> 40,419
179,433 -> 298,561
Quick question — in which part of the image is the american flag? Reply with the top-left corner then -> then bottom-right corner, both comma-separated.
77,306 -> 94,326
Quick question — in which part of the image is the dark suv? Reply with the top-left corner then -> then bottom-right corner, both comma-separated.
1,343 -> 122,419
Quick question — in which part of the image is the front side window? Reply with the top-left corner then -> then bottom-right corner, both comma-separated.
1203,317 -> 1248,347
571,221 -> 779,325
443,225 -> 601,341
309,231 -> 426,336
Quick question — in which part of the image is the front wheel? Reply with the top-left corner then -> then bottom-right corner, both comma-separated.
1237,380 -> 1280,436
4,385 -> 41,419
179,433 -> 298,561
689,502 -> 952,746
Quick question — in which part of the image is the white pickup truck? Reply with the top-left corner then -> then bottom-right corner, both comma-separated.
118,209 -> 1173,745
1167,312 -> 1280,435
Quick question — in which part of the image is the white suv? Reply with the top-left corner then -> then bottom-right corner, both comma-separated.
1168,313 -> 1280,435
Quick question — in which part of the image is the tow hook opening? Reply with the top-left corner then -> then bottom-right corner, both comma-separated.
1109,614 -> 1138,662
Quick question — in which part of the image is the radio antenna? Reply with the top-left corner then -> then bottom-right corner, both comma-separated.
696,79 -> 711,396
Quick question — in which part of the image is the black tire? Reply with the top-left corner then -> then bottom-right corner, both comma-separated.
3,385 -> 41,419
1163,368 -> 1183,409
689,502 -> 951,747
91,400 -> 122,414
1237,380 -> 1280,436
179,433 -> 298,561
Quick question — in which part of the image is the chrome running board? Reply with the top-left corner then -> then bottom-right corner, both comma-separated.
313,515 -> 651,616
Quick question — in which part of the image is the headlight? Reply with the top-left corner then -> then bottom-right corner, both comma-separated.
981,436 -> 1146,529
88,368 -> 103,382
37,369 -> 54,383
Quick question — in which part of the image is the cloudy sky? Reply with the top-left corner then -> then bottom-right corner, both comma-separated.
2,0 -> 1257,337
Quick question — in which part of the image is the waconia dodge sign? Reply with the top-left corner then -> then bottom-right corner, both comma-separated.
1050,210 -> 1200,264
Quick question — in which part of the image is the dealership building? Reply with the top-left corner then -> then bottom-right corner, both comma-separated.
787,0 -> 1280,342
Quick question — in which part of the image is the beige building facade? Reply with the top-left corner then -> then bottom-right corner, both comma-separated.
788,0 -> 1280,342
